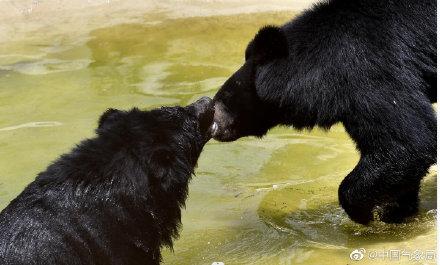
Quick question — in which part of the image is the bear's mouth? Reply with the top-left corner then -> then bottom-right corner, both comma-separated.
211,101 -> 241,142
212,128 -> 240,142
210,122 -> 219,136
210,122 -> 240,142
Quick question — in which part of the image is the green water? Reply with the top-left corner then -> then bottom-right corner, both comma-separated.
0,10 -> 436,265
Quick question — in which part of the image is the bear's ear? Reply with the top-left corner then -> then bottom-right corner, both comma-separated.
98,108 -> 121,129
245,25 -> 289,64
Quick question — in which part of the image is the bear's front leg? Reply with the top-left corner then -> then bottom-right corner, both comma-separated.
338,152 -> 431,225
338,155 -> 378,225
339,93 -> 436,225
378,189 -> 420,223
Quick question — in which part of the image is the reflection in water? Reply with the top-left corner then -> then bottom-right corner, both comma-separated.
0,9 -> 436,265
0,59 -> 92,75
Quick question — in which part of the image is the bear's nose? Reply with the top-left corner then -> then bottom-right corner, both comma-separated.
190,96 -> 214,119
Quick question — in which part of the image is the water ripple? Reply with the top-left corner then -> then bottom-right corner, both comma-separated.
0,121 -> 62,131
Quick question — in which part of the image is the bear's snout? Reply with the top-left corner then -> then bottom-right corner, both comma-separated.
191,96 -> 213,119
188,96 -> 216,138
212,101 -> 238,142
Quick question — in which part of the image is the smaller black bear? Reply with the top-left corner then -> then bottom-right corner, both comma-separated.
0,97 -> 214,265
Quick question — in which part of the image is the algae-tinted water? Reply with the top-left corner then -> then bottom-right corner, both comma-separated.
0,8 -> 436,265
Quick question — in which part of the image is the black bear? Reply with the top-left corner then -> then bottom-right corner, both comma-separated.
212,0 -> 436,224
0,97 -> 214,265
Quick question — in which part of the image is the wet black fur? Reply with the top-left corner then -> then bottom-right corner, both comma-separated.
213,0 -> 436,224
0,104 -> 212,265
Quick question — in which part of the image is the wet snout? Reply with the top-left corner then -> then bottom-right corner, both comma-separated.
187,96 -> 216,137
190,96 -> 213,120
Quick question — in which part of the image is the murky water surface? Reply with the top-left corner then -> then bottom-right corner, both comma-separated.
0,6 -> 436,265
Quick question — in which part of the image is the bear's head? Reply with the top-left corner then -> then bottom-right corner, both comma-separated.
212,25 -> 289,142
96,97 -> 215,190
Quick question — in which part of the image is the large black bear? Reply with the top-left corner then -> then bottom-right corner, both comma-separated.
0,97 -> 214,265
212,0 -> 436,225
